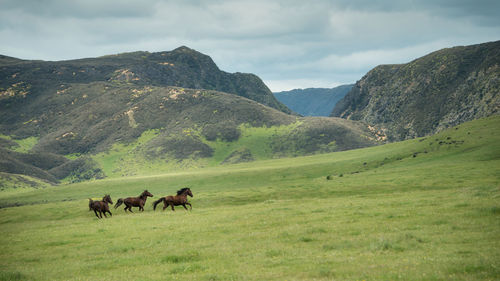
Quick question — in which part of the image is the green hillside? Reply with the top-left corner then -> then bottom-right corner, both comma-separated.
0,82 -> 380,183
332,40 -> 500,141
0,116 -> 498,280
0,48 -> 384,184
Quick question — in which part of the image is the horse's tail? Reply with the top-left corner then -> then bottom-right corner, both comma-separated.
114,198 -> 123,209
152,197 -> 165,211
88,198 -> 93,211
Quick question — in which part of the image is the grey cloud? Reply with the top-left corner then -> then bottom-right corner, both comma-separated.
0,0 -> 499,91
0,0 -> 156,19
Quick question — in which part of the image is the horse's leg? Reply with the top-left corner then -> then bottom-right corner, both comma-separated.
99,211 -> 103,218
104,207 -> 112,216
108,210 -> 112,217
94,210 -> 100,219
185,202 -> 192,211
124,203 -> 132,213
162,202 -> 168,211
102,211 -> 107,218
182,204 -> 188,211
170,204 -> 175,211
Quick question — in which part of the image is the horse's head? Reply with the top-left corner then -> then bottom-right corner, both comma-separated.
143,190 -> 154,197
103,194 -> 113,204
177,187 -> 193,197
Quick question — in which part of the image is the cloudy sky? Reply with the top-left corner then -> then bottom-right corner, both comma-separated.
1,0 -> 499,91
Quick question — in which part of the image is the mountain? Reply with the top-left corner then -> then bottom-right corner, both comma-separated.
0,46 -> 291,114
274,85 -> 353,116
0,55 -> 23,66
0,64 -> 382,184
331,40 -> 500,141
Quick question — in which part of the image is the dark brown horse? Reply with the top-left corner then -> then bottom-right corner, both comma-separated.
88,195 -> 113,219
153,187 -> 193,211
114,190 -> 153,212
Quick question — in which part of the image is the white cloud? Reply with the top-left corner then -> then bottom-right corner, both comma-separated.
316,41 -> 454,71
266,79 -> 343,92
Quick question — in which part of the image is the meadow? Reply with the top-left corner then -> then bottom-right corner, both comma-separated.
0,116 -> 499,280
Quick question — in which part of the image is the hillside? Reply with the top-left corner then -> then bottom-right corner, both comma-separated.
0,55 -> 23,66
331,40 -> 500,140
0,46 -> 291,114
0,81 -> 381,184
0,116 -> 498,280
0,47 -> 387,184
274,84 -> 353,116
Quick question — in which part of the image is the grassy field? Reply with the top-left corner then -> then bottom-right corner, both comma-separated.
0,116 -> 499,280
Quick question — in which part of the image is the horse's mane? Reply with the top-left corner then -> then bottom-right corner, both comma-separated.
176,187 -> 189,195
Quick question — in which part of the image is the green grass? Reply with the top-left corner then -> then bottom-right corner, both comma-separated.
205,122 -> 301,164
91,122 -> 303,177
11,136 -> 38,153
0,116 -> 499,280
0,173 -> 50,196
93,129 -> 162,177
0,134 -> 39,153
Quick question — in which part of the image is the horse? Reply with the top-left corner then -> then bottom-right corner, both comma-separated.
114,190 -> 153,212
88,194 -> 113,219
153,187 -> 193,211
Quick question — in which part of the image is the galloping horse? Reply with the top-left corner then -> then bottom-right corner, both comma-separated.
114,190 -> 153,212
153,187 -> 193,211
88,195 -> 113,219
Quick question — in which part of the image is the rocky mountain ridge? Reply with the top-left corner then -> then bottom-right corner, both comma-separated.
331,40 -> 500,140
0,46 -> 291,115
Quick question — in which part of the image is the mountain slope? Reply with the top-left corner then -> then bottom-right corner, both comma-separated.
0,55 -> 23,66
0,81 -> 381,182
0,46 -> 291,114
331,40 -> 500,140
274,85 -> 353,116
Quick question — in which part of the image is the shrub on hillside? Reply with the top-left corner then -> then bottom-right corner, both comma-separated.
202,122 -> 241,142
145,135 -> 214,160
48,157 -> 105,182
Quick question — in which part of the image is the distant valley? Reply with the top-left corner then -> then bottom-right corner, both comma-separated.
274,85 -> 353,116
